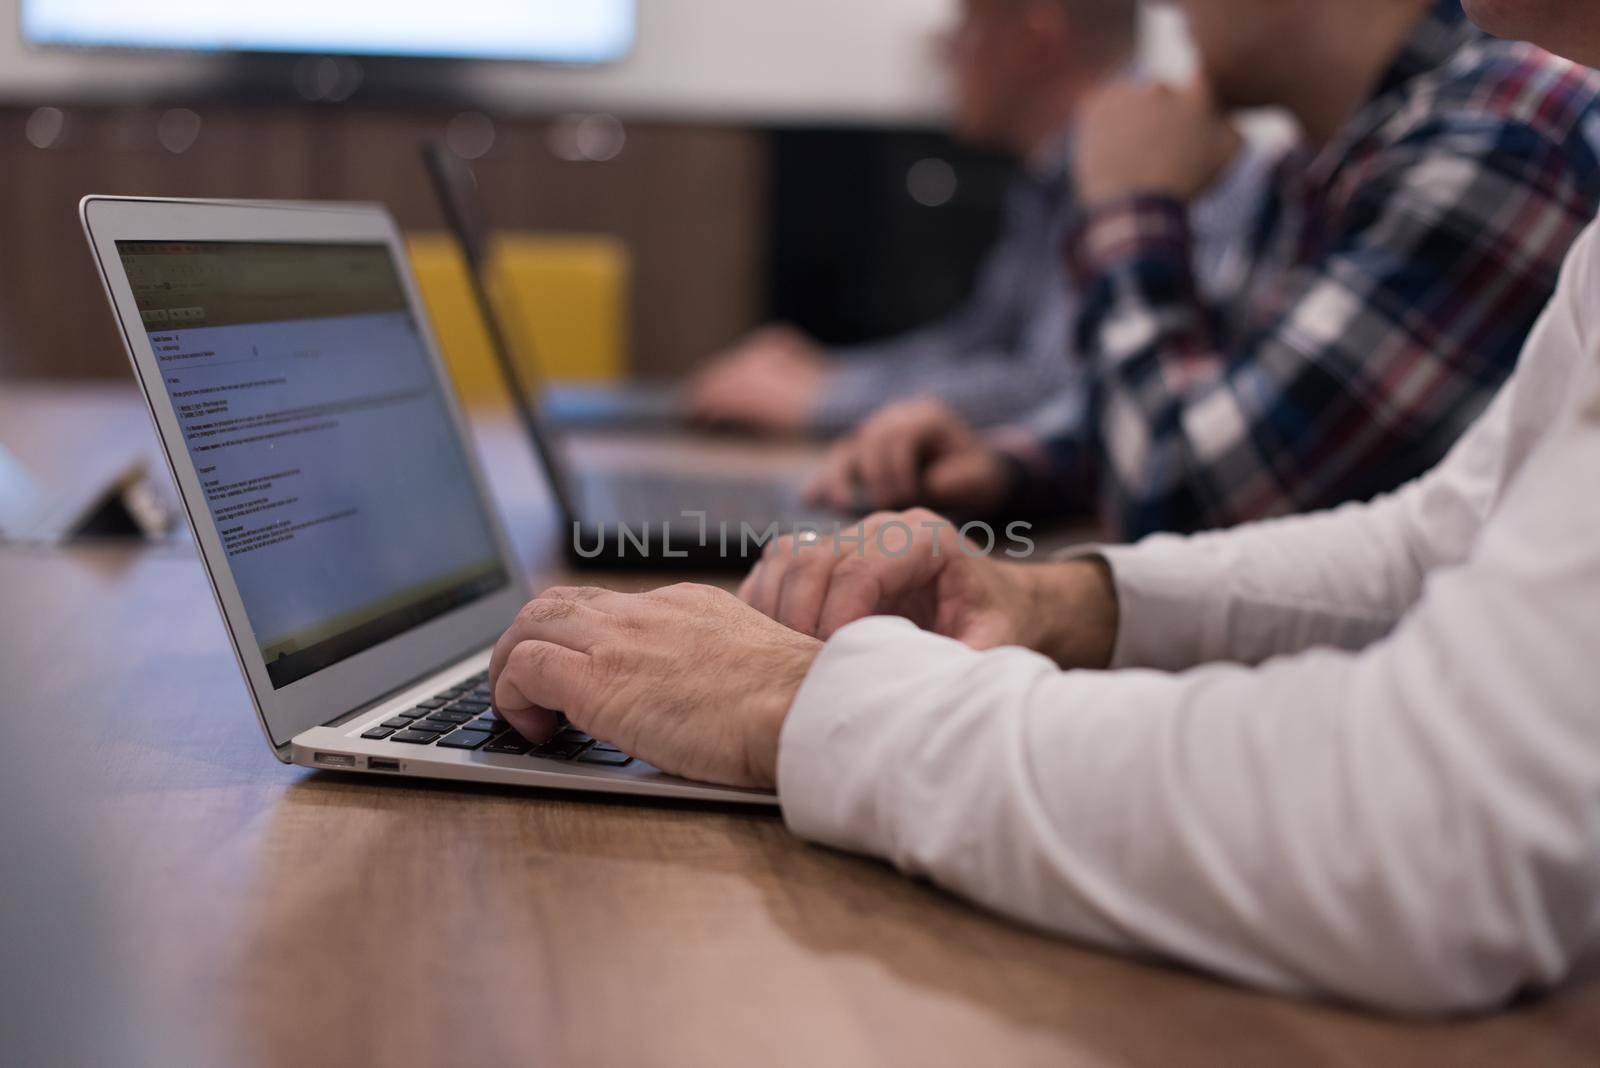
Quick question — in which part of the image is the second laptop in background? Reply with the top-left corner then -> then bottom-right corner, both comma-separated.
423,142 -> 845,571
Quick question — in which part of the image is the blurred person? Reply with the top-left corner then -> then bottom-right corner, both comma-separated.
484,0 -> 1600,1015
809,0 -> 1600,541
686,0 -> 1272,435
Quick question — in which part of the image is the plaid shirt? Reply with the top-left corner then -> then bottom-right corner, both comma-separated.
810,128 -> 1276,435
1001,1 -> 1600,539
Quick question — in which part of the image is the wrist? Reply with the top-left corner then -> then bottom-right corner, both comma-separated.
1078,177 -> 1190,208
1017,558 -> 1120,669
1066,196 -> 1192,288
747,635 -> 823,788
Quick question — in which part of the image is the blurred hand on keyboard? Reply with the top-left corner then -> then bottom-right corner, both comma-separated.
686,324 -> 831,435
805,398 -> 1015,514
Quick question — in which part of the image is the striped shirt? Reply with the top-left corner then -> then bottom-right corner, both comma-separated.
1001,0 -> 1600,539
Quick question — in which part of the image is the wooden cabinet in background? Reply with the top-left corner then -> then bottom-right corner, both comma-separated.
0,104 -> 769,381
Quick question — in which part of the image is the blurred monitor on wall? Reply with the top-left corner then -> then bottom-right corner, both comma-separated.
20,0 -> 635,63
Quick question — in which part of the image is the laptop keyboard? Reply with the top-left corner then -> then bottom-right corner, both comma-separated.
358,671 -> 634,767
594,471 -> 805,528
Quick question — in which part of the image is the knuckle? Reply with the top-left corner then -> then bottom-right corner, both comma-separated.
833,554 -> 883,582
830,560 -> 887,604
864,508 -> 920,534
506,639 -> 552,675
519,598 -> 578,626
610,612 -> 648,640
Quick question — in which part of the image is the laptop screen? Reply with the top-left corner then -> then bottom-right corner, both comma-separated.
116,240 -> 509,689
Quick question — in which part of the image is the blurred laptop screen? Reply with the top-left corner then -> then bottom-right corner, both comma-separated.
117,240 -> 508,689
24,0 -> 634,63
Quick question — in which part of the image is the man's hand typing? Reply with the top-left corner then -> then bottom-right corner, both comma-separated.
489,584 -> 822,790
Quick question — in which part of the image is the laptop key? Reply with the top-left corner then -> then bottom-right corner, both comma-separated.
381,717 -> 412,730
398,707 -> 431,719
484,734 -> 532,755
576,748 -> 632,767
362,726 -> 397,740
391,730 -> 439,745
531,738 -> 588,761
473,716 -> 507,734
437,728 -> 493,750
419,698 -> 449,709
450,699 -> 490,713
426,710 -> 474,725
408,721 -> 451,735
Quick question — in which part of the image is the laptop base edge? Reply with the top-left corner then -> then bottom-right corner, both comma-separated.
290,727 -> 779,808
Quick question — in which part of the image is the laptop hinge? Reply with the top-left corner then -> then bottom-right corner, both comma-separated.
306,645 -> 491,736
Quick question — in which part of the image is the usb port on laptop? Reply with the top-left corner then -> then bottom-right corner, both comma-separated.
368,757 -> 401,771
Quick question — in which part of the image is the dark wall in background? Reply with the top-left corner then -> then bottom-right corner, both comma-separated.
768,127 -> 1012,348
0,105 -> 1006,382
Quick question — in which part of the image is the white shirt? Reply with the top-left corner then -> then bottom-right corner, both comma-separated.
777,220 -> 1600,1015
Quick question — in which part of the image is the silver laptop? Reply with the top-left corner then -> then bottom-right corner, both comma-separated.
80,195 -> 774,806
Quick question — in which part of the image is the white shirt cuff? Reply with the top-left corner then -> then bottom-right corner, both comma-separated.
776,617 -> 923,855
1058,536 -> 1221,671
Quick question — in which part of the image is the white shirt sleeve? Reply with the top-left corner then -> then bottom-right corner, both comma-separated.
777,230 -> 1600,1014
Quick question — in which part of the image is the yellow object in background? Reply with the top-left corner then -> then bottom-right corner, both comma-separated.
406,233 -> 630,408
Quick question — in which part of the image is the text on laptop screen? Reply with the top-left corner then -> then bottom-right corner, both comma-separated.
117,241 -> 509,689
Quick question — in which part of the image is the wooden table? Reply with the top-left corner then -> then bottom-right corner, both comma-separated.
2,382 -> 1597,1067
